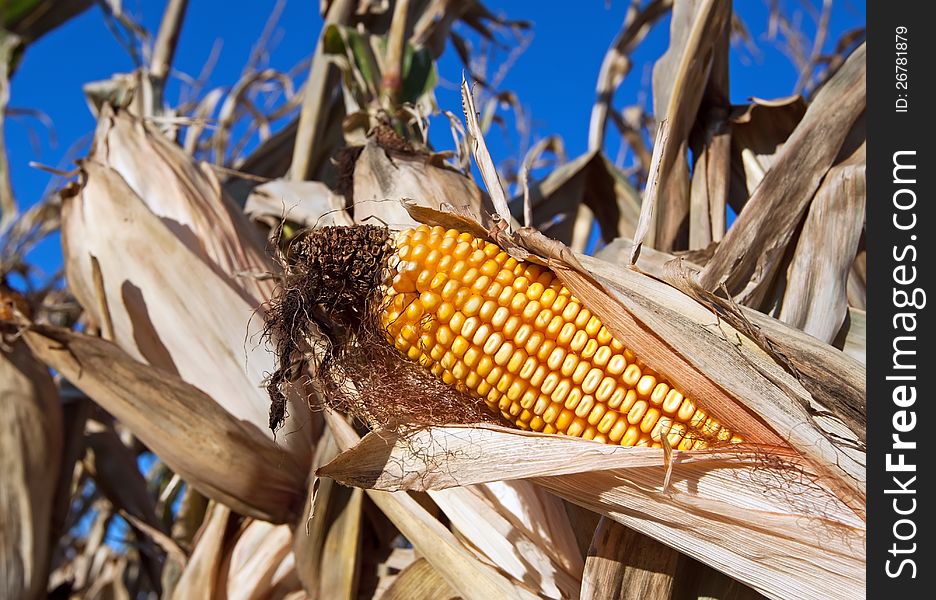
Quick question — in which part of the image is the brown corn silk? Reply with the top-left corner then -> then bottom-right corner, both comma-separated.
382,224 -> 741,449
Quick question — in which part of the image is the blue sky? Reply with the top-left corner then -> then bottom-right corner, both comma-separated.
6,0 -> 865,279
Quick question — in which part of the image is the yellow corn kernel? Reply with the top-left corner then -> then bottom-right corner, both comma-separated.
385,226 -> 740,449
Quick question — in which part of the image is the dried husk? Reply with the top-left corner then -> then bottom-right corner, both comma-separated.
686,6 -> 731,250
428,481 -> 583,599
61,108 -> 314,461
245,180 -> 353,229
350,137 -> 488,227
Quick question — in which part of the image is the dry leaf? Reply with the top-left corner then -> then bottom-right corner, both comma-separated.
581,518 -> 679,600
23,325 -> 306,523
319,423 -> 863,600
515,151 -> 640,252
777,144 -> 865,342
699,44 -> 866,306
0,341 -> 62,600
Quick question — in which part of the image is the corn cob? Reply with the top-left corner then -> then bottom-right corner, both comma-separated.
381,224 -> 741,449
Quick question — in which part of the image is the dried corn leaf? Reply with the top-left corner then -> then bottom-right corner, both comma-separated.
291,0 -> 355,182
62,153 -> 315,453
1,341 -> 62,600
687,11 -> 731,249
587,0 -> 673,152
92,107 -> 274,304
23,325 -> 305,523
777,144 -> 866,342
379,558 -> 458,600
595,238 -> 867,365
351,139 -> 487,227
221,520 -> 300,600
648,0 -> 731,251
699,44 -> 866,306
171,503 -> 230,600
728,96 -> 807,202
461,76 -> 511,224
513,151 -> 640,251
581,518 -> 678,600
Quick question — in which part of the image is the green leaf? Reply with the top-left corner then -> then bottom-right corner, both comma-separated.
401,44 -> 436,105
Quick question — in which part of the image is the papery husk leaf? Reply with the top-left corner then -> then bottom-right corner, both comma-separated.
0,341 -> 62,600
319,424 -> 774,490
351,139 -> 488,227
320,424 -> 862,600
23,325 -> 306,523
581,518 -> 679,600
92,107 -> 275,305
324,413 -> 544,600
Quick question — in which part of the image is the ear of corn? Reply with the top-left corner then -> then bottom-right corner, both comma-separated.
381,224 -> 741,449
